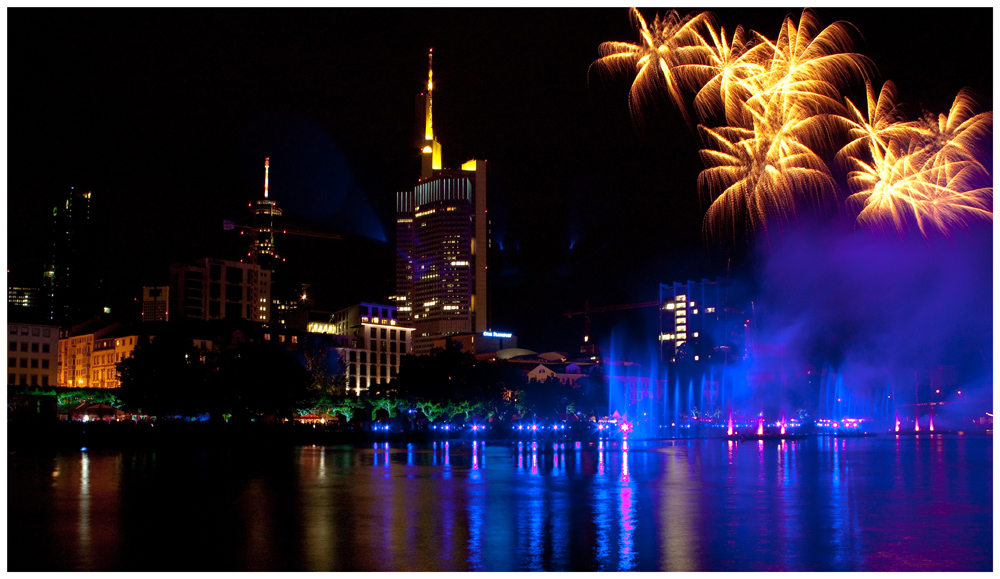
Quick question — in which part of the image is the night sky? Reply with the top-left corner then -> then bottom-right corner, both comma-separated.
8,7 -> 993,352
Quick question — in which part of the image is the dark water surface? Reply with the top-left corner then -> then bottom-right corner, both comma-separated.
8,434 -> 992,571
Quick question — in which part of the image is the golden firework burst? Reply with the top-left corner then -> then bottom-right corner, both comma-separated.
597,8 -> 992,239
844,89 -> 993,236
592,7 -> 713,125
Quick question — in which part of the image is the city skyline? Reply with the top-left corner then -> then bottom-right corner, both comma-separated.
8,7 -> 992,351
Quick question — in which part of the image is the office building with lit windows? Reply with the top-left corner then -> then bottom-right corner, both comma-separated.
395,50 -> 489,355
658,278 -> 746,365
8,286 -> 41,310
169,258 -> 271,323
7,322 -> 59,388
306,302 -> 413,395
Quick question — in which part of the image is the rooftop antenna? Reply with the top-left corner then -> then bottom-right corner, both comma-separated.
264,156 -> 270,199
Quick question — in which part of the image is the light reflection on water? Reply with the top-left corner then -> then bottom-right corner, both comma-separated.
6,435 -> 992,572
78,451 -> 91,566
618,448 -> 635,571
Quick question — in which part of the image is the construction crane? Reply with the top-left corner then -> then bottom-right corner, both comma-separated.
564,299 -> 660,354
223,220 -> 342,241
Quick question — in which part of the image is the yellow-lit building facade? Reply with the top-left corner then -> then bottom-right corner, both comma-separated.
89,335 -> 139,388
59,333 -> 94,387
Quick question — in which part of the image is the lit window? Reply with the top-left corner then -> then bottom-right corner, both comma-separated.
665,303 -> 674,310
690,301 -> 695,307
694,355 -> 699,361
693,332 -> 699,338
676,318 -> 686,326
676,295 -> 686,302
676,333 -> 686,339
676,325 -> 687,332
692,309 -> 698,315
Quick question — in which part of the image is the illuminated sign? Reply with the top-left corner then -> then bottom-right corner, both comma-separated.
483,331 -> 512,339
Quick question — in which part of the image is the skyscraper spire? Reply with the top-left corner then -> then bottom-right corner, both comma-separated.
425,49 -> 434,142
420,48 -> 442,180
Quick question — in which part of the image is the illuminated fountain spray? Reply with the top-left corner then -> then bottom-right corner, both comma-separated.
727,408 -> 734,436
673,377 -> 681,437
895,412 -> 901,433
780,411 -> 786,436
929,408 -> 935,432
757,413 -> 764,437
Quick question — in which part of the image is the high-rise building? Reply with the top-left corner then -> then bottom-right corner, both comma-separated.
395,50 -> 489,355
250,157 -> 283,270
44,188 -> 96,326
658,278 -> 746,365
169,258 -> 271,323
305,302 -> 414,395
141,286 -> 170,322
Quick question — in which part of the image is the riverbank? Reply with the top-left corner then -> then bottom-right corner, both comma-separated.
12,419 -> 989,453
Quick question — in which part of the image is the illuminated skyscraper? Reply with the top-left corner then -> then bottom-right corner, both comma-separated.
250,157 -> 283,269
44,188 -> 97,327
395,50 -> 489,355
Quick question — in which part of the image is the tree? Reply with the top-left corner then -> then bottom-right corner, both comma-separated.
415,399 -> 445,422
118,332 -> 311,419
301,342 -> 347,396
327,397 -> 363,422
392,342 -> 476,401
118,334 -> 212,416
370,397 -> 401,421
